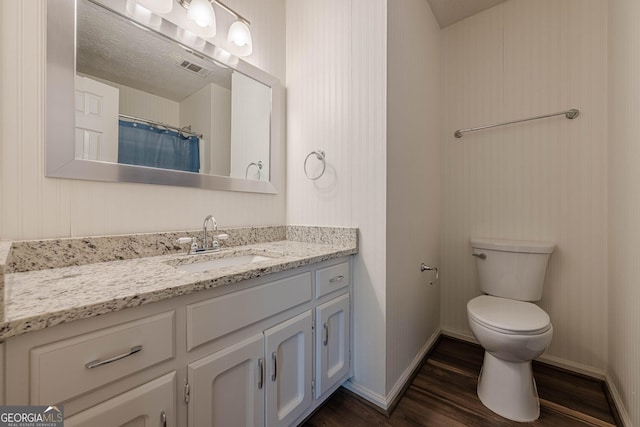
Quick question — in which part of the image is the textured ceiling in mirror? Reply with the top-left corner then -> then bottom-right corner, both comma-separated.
77,0 -> 232,101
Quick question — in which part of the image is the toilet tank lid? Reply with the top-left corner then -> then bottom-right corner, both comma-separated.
470,238 -> 555,254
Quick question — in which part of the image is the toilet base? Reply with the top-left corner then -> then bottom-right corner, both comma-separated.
477,351 -> 540,422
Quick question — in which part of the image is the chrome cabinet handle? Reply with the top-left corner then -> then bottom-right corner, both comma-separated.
161,411 -> 167,427
271,352 -> 277,381
258,358 -> 264,389
323,323 -> 329,346
85,345 -> 142,369
329,275 -> 344,283
472,253 -> 487,260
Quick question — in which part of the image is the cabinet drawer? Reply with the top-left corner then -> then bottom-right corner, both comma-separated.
65,372 -> 176,427
315,262 -> 350,298
30,311 -> 175,404
187,272 -> 312,350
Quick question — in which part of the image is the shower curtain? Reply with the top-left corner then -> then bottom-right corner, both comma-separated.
117,120 -> 200,173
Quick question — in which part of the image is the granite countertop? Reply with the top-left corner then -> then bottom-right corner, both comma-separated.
0,226 -> 358,340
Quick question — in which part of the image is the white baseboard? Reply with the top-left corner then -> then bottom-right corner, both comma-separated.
344,328 -> 441,411
605,375 -> 633,427
537,353 -> 605,380
440,328 -> 606,380
342,379 -> 388,409
384,328 -> 441,407
440,328 -> 478,345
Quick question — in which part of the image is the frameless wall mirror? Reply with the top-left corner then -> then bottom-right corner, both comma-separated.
47,0 -> 282,194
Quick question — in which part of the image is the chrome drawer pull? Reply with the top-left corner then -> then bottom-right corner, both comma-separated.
258,358 -> 264,389
85,345 -> 143,369
329,275 -> 344,283
271,352 -> 278,381
323,323 -> 329,346
161,411 -> 167,427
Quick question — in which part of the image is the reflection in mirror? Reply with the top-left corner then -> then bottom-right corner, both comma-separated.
76,0 -> 271,181
46,0 -> 281,194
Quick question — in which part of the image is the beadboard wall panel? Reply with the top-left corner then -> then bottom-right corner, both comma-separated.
286,0 -> 388,399
0,0 -> 285,241
608,1 -> 639,425
440,0 -> 608,371
386,0 -> 441,396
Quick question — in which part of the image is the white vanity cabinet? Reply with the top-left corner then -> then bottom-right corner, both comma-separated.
187,311 -> 313,427
187,334 -> 265,427
264,311 -> 313,426
315,294 -> 350,399
3,256 -> 352,427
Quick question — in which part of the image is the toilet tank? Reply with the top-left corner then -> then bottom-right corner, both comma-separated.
470,238 -> 555,301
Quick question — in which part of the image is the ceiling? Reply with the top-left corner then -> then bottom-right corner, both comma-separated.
77,0 -> 509,100
427,0 -> 508,28
77,0 -> 232,102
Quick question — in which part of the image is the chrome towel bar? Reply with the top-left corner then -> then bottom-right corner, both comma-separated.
454,108 -> 580,139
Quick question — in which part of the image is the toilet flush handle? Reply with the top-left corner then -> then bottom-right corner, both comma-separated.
420,263 -> 439,285
472,252 -> 487,260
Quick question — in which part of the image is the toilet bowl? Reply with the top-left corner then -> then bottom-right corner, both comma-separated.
467,238 -> 555,422
468,295 -> 553,422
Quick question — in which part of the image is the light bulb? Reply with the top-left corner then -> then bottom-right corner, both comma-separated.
227,20 -> 252,56
186,0 -> 216,38
134,0 -> 173,14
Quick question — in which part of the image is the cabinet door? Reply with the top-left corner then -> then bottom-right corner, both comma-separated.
316,294 -> 350,398
64,372 -> 176,427
188,334 -> 265,427
264,311 -> 313,427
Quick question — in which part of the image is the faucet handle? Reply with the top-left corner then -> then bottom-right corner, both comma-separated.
176,237 -> 198,254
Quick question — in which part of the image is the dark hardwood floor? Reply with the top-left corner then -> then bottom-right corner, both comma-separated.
303,336 -> 621,427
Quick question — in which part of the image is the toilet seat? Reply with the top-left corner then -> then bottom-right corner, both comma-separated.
468,295 -> 551,335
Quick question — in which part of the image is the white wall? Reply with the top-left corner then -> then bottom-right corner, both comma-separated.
0,0 -> 285,241
608,1 -> 640,425
440,0 -> 608,373
230,72 -> 270,181
108,80 -> 179,125
208,84 -> 232,176
286,0 -> 388,401
386,0 -> 441,397
180,84 -> 213,175
180,83 -> 232,176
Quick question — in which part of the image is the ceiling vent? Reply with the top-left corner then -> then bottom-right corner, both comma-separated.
177,59 -> 211,77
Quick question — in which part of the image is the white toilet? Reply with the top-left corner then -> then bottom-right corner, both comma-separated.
467,238 -> 555,422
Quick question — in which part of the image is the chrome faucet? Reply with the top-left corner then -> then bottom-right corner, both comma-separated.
202,215 -> 219,251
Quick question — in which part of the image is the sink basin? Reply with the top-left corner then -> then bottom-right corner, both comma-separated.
174,254 -> 275,273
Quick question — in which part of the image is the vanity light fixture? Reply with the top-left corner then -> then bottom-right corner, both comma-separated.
132,0 -> 173,14
181,0 -> 217,38
178,0 -> 253,56
227,19 -> 252,56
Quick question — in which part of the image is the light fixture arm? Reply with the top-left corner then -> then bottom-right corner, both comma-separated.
177,0 -> 250,25
211,0 -> 250,25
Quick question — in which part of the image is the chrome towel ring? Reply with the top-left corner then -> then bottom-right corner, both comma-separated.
245,160 -> 263,180
304,149 -> 326,180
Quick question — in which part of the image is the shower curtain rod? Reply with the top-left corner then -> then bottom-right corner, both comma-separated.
454,108 -> 580,139
119,113 -> 203,139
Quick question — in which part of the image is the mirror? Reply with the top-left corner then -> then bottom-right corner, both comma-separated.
46,0 -> 282,194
